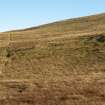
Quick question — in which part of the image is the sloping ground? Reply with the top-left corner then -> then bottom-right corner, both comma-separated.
0,13 -> 105,105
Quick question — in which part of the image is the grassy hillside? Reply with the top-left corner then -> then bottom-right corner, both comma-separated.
0,13 -> 105,105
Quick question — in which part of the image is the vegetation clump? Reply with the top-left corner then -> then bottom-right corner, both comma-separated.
6,48 -> 11,58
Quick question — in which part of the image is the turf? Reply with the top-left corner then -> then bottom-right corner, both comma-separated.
0,13 -> 105,105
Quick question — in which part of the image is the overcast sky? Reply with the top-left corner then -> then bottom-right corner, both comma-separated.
0,0 -> 105,32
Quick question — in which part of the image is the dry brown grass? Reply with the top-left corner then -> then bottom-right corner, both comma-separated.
0,13 -> 105,105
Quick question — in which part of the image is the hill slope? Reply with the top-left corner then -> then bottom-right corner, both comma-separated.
1,13 -> 105,105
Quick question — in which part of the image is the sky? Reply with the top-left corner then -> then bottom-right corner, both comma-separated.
0,0 -> 105,32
